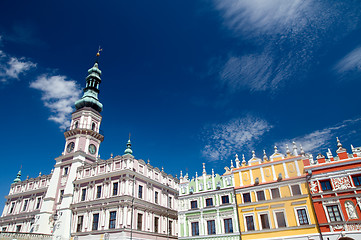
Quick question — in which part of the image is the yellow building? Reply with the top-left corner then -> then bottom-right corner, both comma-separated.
232,144 -> 321,240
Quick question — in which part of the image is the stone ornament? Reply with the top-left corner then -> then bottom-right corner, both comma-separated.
345,201 -> 358,219
310,181 -> 318,194
331,176 -> 352,190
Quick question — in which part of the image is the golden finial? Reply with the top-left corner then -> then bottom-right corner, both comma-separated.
96,46 -> 103,57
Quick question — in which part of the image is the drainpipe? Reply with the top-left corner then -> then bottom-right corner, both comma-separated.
306,171 -> 324,240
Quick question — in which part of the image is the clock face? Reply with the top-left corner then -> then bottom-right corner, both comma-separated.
66,142 -> 75,153
88,144 -> 96,155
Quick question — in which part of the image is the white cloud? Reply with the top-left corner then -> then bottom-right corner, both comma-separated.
30,75 -> 82,130
0,56 -> 36,82
334,46 -> 361,73
277,117 -> 361,154
201,115 -> 272,161
214,0 -> 361,92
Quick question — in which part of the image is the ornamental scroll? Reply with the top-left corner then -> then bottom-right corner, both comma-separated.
331,176 -> 352,190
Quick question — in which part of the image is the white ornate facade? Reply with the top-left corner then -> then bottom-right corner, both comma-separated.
0,58 -> 179,240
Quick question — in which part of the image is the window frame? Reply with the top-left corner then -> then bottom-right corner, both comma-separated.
352,175 -> 361,186
190,200 -> 198,209
109,211 -> 116,229
22,199 -> 29,212
291,184 -> 302,196
191,222 -> 199,236
96,185 -> 102,199
256,190 -> 265,201
207,220 -> 216,235
206,198 -> 213,207
155,191 -> 159,204
221,195 -> 230,204
81,188 -> 86,201
270,188 -> 281,199
92,213 -> 99,231
326,204 -> 343,222
320,180 -> 332,191
36,197 -> 41,209
224,218 -> 233,233
137,213 -> 143,230
154,216 -> 159,233
112,182 -> 118,196
258,212 -> 271,230
243,213 -> 255,231
273,210 -> 287,228
138,185 -> 143,199
77,215 -> 83,232
294,206 -> 310,226
243,192 -> 251,203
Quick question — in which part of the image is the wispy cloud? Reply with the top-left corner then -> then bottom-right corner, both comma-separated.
334,46 -> 361,73
214,0 -> 361,92
276,117 -> 361,154
201,115 -> 272,161
30,75 -> 82,130
0,53 -> 36,83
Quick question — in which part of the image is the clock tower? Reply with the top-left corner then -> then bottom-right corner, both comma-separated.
34,54 -> 105,239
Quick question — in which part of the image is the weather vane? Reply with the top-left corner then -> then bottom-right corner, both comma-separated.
97,46 -> 103,57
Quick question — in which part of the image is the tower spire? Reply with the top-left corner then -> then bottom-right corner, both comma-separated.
13,170 -> 21,183
124,135 -> 133,155
74,50 -> 104,113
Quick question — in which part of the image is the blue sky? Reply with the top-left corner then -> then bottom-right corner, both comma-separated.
1,0 -> 361,208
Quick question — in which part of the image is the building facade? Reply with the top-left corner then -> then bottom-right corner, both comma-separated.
0,57 -> 179,240
178,163 -> 240,240
305,138 -> 361,240
232,146 -> 321,240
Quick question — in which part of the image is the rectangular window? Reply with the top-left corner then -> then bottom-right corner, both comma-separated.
154,217 -> 159,233
168,197 -> 172,208
260,213 -> 270,229
352,175 -> 361,186
137,213 -> 143,230
243,192 -> 251,203
64,167 -> 69,176
2,227 -> 6,232
327,205 -> 342,222
224,218 -> 233,233
207,220 -> 216,235
155,191 -> 158,204
297,209 -> 309,225
36,198 -> 41,209
138,185 -> 143,199
256,190 -> 265,201
9,202 -> 15,214
245,215 -> 255,231
275,212 -> 286,228
92,213 -> 99,230
291,185 -> 301,195
77,216 -> 83,232
191,200 -> 198,209
271,188 -> 280,199
169,220 -> 172,235
59,190 -> 64,203
22,200 -> 28,211
109,211 -> 116,229
191,222 -> 199,236
81,189 -> 86,201
96,186 -> 102,198
16,225 -> 21,232
320,180 -> 332,191
113,182 -> 118,196
222,195 -> 229,204
206,198 -> 213,207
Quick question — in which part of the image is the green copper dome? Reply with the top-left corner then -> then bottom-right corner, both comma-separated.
74,62 -> 103,113
124,139 -> 133,155
13,170 -> 21,183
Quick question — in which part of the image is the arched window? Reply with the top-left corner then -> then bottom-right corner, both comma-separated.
74,121 -> 79,129
92,122 -> 96,131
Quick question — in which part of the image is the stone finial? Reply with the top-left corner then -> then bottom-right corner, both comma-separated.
242,154 -> 246,165
337,137 -> 342,148
110,153 -> 113,158
286,144 -> 291,155
235,154 -> 240,168
26,175 -> 29,180
326,148 -> 333,159
351,144 -> 355,151
263,150 -> 268,161
230,159 -> 234,169
292,141 -> 298,155
212,169 -> 215,177
38,172 -> 42,177
274,145 -> 278,153
147,159 -> 150,165
252,150 -> 256,158
161,167 -> 164,172
51,169 -> 54,174
180,171 -> 183,179
202,163 -> 206,175
300,144 -> 305,156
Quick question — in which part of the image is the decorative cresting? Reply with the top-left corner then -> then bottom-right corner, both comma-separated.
74,51 -> 103,113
